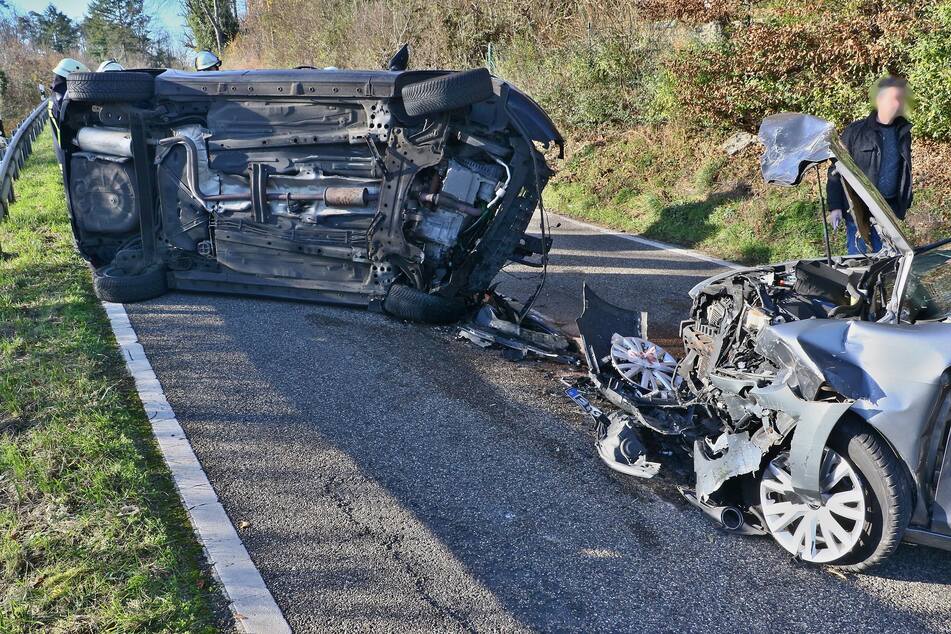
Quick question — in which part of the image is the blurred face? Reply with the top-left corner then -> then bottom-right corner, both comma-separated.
876,86 -> 907,124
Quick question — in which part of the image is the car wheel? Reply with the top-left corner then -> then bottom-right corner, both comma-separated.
759,419 -> 911,571
383,284 -> 466,324
93,264 -> 168,303
400,69 -> 494,117
67,71 -> 155,103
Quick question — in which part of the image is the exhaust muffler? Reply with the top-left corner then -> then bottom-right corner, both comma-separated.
75,127 -> 132,157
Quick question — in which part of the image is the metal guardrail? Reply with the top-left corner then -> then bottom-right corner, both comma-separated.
0,98 -> 50,222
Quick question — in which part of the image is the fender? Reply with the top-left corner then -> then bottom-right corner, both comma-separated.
504,86 -> 564,157
750,381 -> 853,504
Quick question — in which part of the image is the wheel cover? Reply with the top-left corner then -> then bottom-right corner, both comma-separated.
609,334 -> 681,400
760,450 -> 866,563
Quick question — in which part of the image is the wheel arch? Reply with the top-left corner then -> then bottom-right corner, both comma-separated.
784,394 -> 917,513
833,410 -> 918,512
764,410 -> 915,569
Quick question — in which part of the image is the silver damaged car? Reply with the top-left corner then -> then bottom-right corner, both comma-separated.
575,113 -> 951,570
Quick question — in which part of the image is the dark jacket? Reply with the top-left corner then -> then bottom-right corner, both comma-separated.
827,111 -> 913,219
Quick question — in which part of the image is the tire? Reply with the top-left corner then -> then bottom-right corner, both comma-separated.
383,284 -> 466,324
827,420 -> 912,571
93,264 -> 168,303
401,69 -> 494,117
759,418 -> 911,572
67,71 -> 155,103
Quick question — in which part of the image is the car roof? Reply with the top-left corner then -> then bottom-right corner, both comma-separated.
155,68 -> 411,99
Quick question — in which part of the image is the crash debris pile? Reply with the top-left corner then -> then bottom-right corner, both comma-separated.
457,292 -> 578,364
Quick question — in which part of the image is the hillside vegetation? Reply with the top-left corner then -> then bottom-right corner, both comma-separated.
227,0 -> 951,262
0,1 -> 176,127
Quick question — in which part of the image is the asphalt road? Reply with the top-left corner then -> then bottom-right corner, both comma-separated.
495,212 -> 734,345
126,214 -> 951,633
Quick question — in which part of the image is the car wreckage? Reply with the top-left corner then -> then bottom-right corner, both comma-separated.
51,62 -> 560,322
52,60 -> 951,569
571,113 -> 951,570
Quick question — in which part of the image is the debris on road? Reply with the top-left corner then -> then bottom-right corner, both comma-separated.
563,383 -> 659,479
457,292 -> 579,364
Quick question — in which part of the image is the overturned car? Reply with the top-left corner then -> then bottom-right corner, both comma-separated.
574,114 -> 951,570
51,64 -> 560,322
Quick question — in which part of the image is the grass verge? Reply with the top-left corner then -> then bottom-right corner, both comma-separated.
545,125 -> 950,264
0,134 -> 225,631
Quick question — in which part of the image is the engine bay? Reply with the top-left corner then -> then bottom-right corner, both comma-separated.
680,259 -> 881,423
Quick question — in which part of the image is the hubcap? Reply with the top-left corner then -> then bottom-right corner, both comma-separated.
609,334 -> 681,400
759,450 -> 866,563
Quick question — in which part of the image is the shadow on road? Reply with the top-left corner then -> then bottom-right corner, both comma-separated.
129,293 -> 951,632
640,183 -> 752,250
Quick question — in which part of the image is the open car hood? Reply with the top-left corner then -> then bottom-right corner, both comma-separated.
759,113 -> 912,257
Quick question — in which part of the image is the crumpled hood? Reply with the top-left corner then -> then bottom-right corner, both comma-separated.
759,113 -> 912,256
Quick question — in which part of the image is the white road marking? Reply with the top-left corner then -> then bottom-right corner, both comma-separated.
102,301 -> 291,634
512,263 -> 737,277
551,213 -> 744,270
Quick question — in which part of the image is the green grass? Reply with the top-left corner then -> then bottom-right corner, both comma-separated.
0,134 -> 223,632
545,128 -> 857,264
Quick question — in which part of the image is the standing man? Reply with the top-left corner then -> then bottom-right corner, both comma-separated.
827,76 -> 913,254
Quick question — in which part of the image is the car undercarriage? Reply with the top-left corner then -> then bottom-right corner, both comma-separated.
53,67 -> 561,322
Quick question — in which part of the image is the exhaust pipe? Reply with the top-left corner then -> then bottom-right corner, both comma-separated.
719,506 -> 745,532
679,488 -> 767,536
158,135 -> 374,209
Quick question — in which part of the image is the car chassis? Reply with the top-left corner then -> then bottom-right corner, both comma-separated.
52,66 -> 561,322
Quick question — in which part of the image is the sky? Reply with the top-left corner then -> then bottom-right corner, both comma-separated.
7,0 -> 188,42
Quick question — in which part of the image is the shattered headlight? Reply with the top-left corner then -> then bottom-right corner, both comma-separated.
743,306 -> 772,333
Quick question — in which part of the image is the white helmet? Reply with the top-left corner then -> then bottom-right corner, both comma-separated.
97,59 -> 124,72
194,51 -> 221,72
52,58 -> 90,78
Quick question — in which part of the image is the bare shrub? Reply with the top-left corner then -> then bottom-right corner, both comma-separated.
669,1 -> 934,132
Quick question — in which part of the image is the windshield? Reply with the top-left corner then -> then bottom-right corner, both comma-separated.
903,246 -> 951,322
